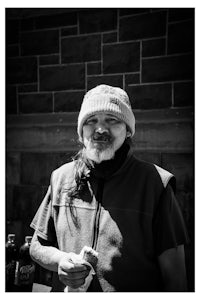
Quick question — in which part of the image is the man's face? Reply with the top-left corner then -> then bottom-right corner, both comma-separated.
82,113 -> 128,163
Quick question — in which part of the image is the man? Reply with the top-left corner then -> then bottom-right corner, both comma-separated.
30,84 -> 189,292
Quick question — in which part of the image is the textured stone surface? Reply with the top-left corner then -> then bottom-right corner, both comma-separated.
142,38 -> 165,57
35,11 -> 77,29
126,84 -> 172,109
79,9 -> 117,34
39,64 -> 85,91
20,29 -> 59,55
125,73 -> 140,86
168,8 -> 194,22
18,93 -> 53,113
6,44 -> 19,57
133,120 -> 193,152
61,26 -> 77,36
61,35 -> 101,63
133,152 -> 161,165
87,75 -> 123,90
6,57 -> 37,84
119,8 -> 151,16
142,54 -> 194,83
103,41 -> 140,73
54,91 -> 85,112
103,32 -> 117,43
21,17 -> 35,31
174,82 -> 194,107
6,19 -> 19,44
119,11 -> 166,41
6,85 -> 17,114
21,152 -> 75,185
168,20 -> 194,54
87,62 -> 101,75
18,84 -> 38,93
39,54 -> 60,66
6,124 -> 79,152
6,153 -> 21,185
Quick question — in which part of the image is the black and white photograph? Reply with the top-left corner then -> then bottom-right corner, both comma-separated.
5,6 -> 195,293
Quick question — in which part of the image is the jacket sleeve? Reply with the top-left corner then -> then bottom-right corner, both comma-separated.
153,183 -> 190,256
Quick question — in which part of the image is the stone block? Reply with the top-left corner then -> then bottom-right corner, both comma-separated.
168,20 -> 194,54
61,26 -> 77,36
119,8 -> 151,16
168,8 -> 194,22
119,11 -> 166,41
6,124 -> 79,152
103,32 -> 117,44
133,120 -> 193,152
18,93 -> 53,113
161,153 -> 194,192
103,41 -> 140,73
142,54 -> 194,83
6,152 -> 20,185
6,56 -> 37,84
35,11 -> 77,29
126,83 -> 171,109
39,64 -> 85,91
79,8 -> 117,34
125,74 -> 140,86
133,152 -> 161,165
18,83 -> 38,93
6,44 -> 19,57
54,91 -> 85,112
12,185 -> 49,239
142,38 -> 165,57
174,81 -> 194,107
21,17 -> 35,31
61,35 -> 101,63
6,185 -> 14,220
20,29 -> 59,55
6,85 -> 17,114
21,152 -> 75,185
39,54 -> 60,66
6,19 -> 19,44
87,75 -> 123,90
87,62 -> 101,75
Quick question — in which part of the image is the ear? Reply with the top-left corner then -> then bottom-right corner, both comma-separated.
126,131 -> 131,138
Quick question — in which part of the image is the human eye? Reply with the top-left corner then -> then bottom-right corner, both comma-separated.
106,117 -> 121,124
84,117 -> 97,125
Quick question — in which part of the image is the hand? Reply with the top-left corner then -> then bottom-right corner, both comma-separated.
58,252 -> 90,289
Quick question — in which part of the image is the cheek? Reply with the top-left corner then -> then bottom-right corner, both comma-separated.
82,126 -> 94,142
111,125 -> 127,139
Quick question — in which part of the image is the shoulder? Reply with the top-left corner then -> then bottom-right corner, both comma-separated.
51,161 -> 76,185
132,156 -> 176,191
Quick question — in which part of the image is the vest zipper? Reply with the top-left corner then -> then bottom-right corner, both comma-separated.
92,179 -> 104,250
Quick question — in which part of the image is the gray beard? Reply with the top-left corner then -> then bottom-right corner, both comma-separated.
84,144 -> 115,164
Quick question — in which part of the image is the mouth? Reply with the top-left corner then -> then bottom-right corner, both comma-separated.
92,133 -> 112,144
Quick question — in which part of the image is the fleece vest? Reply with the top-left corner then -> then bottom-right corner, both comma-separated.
38,147 -> 174,292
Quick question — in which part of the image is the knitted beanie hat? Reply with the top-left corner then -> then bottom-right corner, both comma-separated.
77,84 -> 135,140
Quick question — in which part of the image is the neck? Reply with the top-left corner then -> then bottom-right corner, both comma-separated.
89,140 -> 130,178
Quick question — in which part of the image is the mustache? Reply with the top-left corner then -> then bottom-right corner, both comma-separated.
92,132 -> 112,142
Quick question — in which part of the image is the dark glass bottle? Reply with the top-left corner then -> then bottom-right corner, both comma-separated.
6,233 -> 19,292
15,236 -> 35,292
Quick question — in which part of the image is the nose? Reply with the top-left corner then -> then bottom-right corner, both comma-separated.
95,121 -> 109,134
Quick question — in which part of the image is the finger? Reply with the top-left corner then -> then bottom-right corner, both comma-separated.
60,262 -> 88,273
66,278 -> 86,289
59,269 -> 90,280
59,274 -> 86,288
